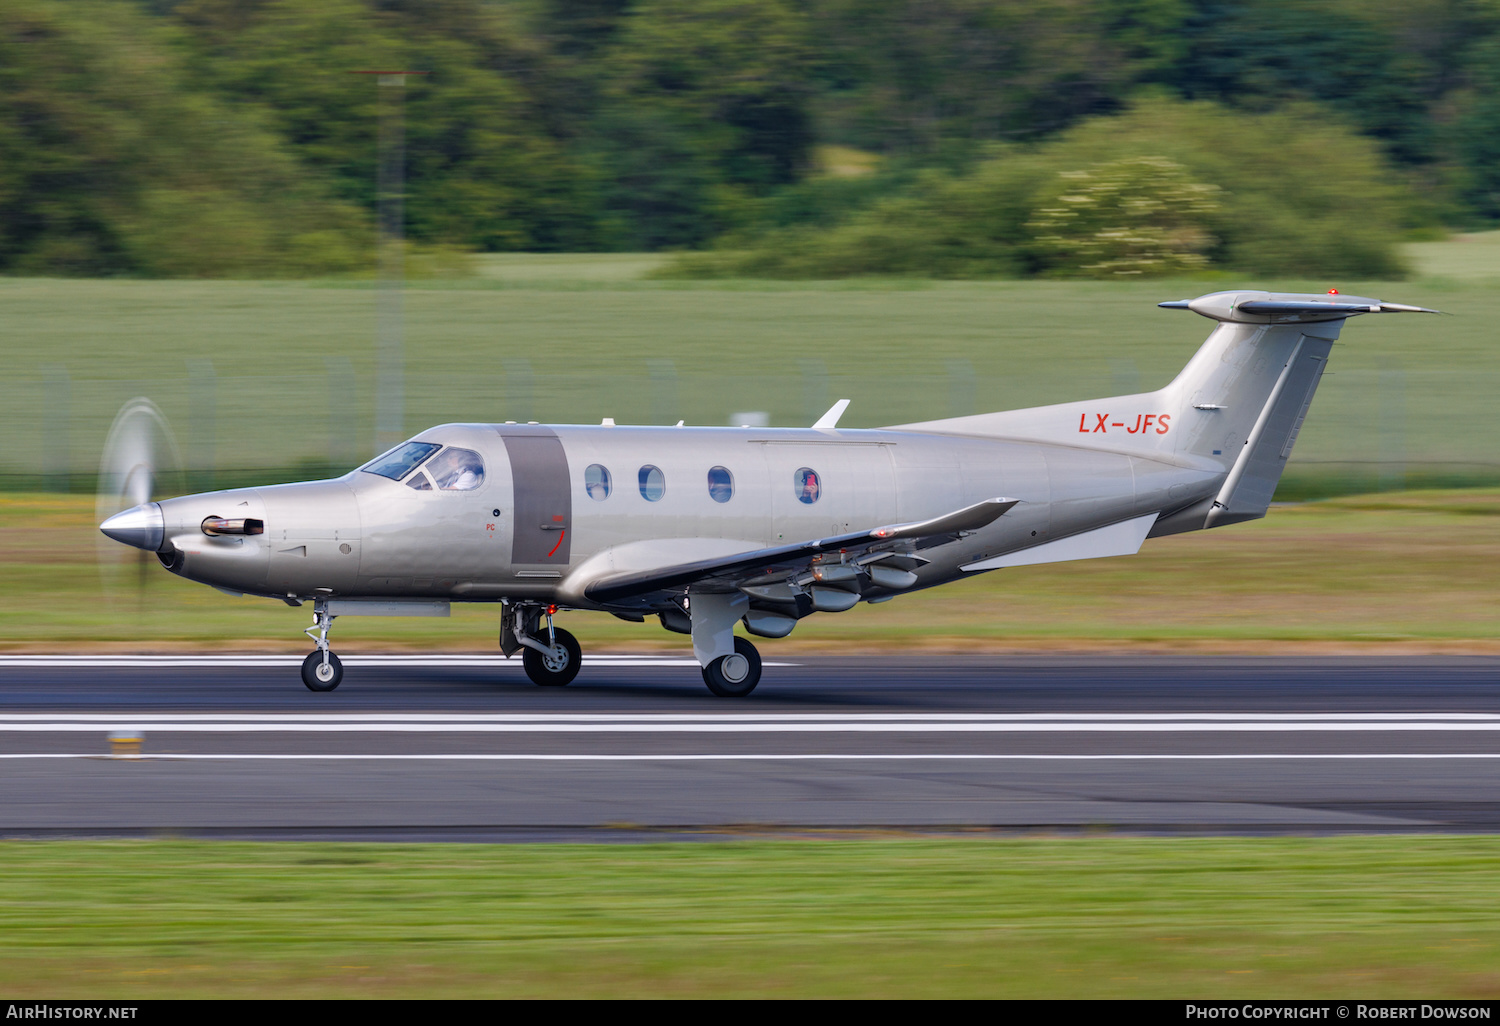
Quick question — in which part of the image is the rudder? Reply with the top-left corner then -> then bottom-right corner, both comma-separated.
1202,330 -> 1331,527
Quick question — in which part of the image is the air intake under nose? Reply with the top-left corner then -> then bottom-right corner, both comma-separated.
99,502 -> 164,552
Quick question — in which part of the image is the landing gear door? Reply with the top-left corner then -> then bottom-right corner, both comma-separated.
500,426 -> 572,566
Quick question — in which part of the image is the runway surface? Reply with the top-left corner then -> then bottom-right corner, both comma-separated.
2,653 -> 1498,839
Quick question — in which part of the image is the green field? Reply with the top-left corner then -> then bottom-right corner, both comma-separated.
4,236 -> 1500,495
2,838 -> 1497,998
4,239 -> 1500,650
6,253 -> 1500,1001
10,487 -> 1500,653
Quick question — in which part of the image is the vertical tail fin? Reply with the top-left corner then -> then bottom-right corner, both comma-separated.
1160,292 -> 1436,527
893,290 -> 1439,528
1187,319 -> 1333,527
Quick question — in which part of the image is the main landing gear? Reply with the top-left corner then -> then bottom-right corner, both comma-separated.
301,599 -> 343,692
702,636 -> 762,698
295,595 -> 765,697
681,593 -> 762,698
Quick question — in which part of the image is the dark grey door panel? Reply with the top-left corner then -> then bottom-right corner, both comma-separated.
499,426 -> 572,565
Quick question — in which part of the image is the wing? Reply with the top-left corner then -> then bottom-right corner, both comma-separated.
582,497 -> 1018,607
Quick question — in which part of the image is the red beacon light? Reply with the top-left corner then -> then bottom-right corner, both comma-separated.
1328,289 -> 1339,295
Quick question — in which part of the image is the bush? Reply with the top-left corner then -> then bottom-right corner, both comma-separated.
1025,157 -> 1220,277
0,1 -> 370,278
660,98 -> 1423,280
1045,99 -> 1416,278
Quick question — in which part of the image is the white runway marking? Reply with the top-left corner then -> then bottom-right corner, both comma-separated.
4,752 -> 1500,761
3,713 -> 1500,733
0,655 -> 759,669
10,712 -> 1500,721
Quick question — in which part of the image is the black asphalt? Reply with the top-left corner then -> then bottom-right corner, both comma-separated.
2,654 -> 1498,838
1,653 -> 1498,711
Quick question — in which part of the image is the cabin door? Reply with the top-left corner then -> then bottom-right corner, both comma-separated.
500,426 -> 573,567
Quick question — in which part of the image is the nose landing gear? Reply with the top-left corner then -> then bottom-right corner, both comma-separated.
301,600 -> 343,692
506,602 -> 583,687
522,625 -> 581,687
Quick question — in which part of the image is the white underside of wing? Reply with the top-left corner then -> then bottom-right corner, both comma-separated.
559,537 -> 766,601
961,512 -> 1159,572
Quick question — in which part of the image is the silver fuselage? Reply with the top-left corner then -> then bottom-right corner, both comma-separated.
151,422 -> 1220,610
132,288 -> 1436,615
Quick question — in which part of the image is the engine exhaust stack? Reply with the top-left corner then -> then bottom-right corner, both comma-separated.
201,517 -> 265,536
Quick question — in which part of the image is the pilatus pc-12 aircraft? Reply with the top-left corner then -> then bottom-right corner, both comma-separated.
100,290 -> 1435,696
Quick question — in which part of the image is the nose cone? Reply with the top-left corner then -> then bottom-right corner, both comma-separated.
100,502 -> 164,552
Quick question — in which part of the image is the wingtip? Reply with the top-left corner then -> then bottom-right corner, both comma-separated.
1377,302 -> 1445,315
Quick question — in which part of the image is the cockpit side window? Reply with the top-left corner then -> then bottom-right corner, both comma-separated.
425,447 -> 486,491
361,441 -> 442,481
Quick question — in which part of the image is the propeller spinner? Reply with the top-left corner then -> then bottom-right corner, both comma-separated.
95,398 -> 182,594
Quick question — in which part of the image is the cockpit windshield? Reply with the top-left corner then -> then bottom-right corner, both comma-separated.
360,441 -> 441,481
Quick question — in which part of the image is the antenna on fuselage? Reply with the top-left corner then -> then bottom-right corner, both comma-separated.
812,399 -> 851,430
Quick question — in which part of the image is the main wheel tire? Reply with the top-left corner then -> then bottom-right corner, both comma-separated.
301,650 -> 343,692
702,636 -> 762,698
522,626 -> 582,687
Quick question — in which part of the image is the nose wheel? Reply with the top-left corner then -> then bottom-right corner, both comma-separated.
301,600 -> 343,692
523,626 -> 581,687
301,650 -> 344,691
702,636 -> 761,697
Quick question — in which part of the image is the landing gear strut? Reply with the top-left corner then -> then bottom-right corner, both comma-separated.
301,599 -> 343,692
684,592 -> 762,698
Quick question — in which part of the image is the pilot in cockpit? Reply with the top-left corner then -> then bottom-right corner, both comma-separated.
425,447 -> 485,491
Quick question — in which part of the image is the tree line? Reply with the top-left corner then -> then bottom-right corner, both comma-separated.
2,0 -> 1495,278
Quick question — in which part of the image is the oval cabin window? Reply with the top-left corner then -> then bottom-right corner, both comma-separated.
638,465 -> 666,502
707,466 -> 734,503
794,467 -> 821,505
585,464 -> 612,501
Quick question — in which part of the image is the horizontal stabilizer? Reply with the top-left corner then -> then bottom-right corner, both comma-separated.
1239,301 -> 1383,316
1159,291 -> 1440,324
961,513 -> 1157,571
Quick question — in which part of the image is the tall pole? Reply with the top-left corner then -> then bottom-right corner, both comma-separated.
355,69 -> 427,456
375,72 -> 406,456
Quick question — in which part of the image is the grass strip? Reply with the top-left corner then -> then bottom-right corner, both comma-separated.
1,837 -> 1499,998
3,271 -> 1497,480
8,488 -> 1499,650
